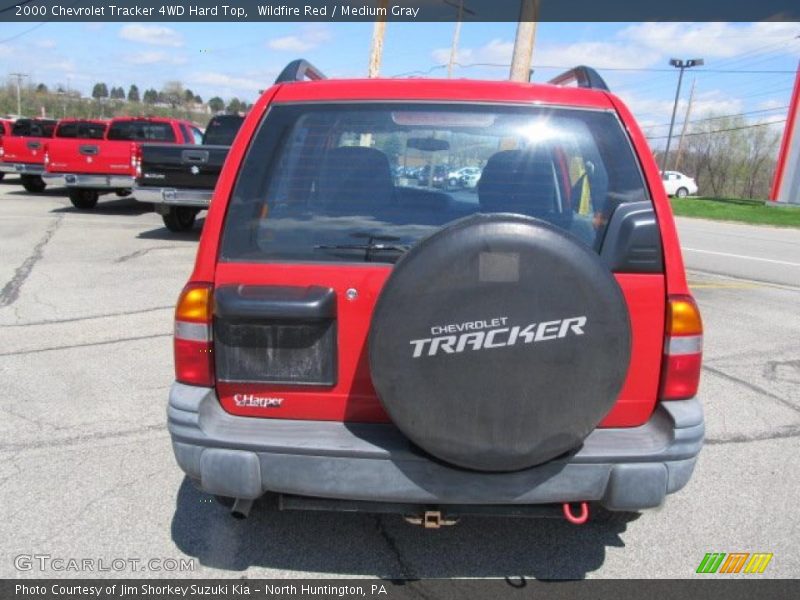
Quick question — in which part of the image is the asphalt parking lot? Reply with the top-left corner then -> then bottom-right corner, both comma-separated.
0,179 -> 798,579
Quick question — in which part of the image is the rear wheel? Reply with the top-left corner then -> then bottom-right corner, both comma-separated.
21,175 -> 46,193
162,206 -> 198,232
676,187 -> 689,198
0,173 -> 5,181
69,188 -> 99,210
115,189 -> 132,197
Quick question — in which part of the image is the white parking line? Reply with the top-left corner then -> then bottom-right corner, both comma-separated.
683,248 -> 800,268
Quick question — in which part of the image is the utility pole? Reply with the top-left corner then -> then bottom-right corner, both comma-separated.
662,58 -> 703,173
674,78 -> 696,172
509,0 -> 538,82
10,72 -> 28,116
444,1 -> 475,78
367,0 -> 389,78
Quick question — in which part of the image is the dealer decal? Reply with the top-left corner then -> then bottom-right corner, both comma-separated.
409,316 -> 587,358
234,393 -> 284,408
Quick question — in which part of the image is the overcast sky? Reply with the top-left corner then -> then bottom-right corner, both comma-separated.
1,21 -> 798,144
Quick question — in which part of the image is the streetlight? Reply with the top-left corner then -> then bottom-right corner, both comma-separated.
662,58 -> 703,173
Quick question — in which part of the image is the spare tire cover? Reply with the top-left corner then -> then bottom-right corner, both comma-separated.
368,214 -> 631,472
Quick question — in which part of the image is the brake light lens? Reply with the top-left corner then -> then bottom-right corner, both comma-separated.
174,282 -> 214,387
660,295 -> 703,400
131,143 -> 142,177
43,145 -> 50,168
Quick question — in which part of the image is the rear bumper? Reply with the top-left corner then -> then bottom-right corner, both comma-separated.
2,163 -> 44,175
63,173 -> 134,190
42,173 -> 67,186
133,185 -> 212,208
168,383 -> 704,511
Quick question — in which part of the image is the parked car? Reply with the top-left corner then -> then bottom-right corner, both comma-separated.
0,118 -> 58,192
448,166 -> 482,188
47,117 -> 200,209
167,61 -> 703,525
661,170 -> 698,197
417,164 -> 448,188
133,114 -> 245,232
41,119 -> 108,188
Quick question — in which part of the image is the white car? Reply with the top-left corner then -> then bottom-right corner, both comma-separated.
661,170 -> 698,197
448,166 -> 482,189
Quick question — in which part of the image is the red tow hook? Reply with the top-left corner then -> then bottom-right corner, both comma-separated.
562,502 -> 590,525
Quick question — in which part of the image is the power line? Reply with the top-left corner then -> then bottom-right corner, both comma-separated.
645,118 -> 786,140
644,106 -> 790,130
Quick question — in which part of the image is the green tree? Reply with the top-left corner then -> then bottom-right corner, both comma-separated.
91,82 -> 109,100
35,83 -> 48,94
143,88 -> 158,104
193,94 -> 202,104
226,97 -> 243,114
161,81 -> 184,108
127,84 -> 140,103
208,96 -> 224,113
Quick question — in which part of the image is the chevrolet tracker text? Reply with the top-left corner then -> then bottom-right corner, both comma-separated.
410,316 -> 587,358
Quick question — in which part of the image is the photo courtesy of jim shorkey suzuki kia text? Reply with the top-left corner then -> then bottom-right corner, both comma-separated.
1,0 -> 800,591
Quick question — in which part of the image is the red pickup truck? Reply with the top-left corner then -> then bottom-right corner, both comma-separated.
47,116 -> 201,209
41,119 -> 108,188
0,118 -> 58,191
0,118 -> 12,181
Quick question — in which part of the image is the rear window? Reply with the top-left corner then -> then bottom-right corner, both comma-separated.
107,120 -> 176,142
56,122 -> 106,139
12,120 -> 57,137
221,103 -> 649,264
203,116 -> 244,146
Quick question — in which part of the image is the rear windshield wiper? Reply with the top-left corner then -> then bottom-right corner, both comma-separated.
313,243 -> 409,262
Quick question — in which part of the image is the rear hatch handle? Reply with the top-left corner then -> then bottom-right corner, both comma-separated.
26,141 -> 42,151
182,150 -> 210,164
214,285 -> 337,321
79,145 -> 99,156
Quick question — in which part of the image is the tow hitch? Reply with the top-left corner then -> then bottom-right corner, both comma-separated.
404,510 -> 459,529
562,502 -> 590,525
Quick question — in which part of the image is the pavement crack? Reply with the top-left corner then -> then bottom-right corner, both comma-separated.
0,332 -> 171,357
374,515 -> 415,579
702,364 -> 800,414
0,215 -> 62,308
706,426 -> 800,445
0,423 -> 166,452
2,305 -> 174,328
114,245 -> 181,263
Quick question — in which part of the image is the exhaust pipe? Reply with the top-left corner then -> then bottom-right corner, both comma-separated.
231,498 -> 253,519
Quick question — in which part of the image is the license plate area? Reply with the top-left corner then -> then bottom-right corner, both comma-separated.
213,285 -> 337,386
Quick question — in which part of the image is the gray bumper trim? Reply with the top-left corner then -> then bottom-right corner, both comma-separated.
64,173 -> 134,189
168,383 -> 703,510
133,185 -> 212,207
41,173 -> 67,186
10,163 -> 44,175
0,163 -> 18,174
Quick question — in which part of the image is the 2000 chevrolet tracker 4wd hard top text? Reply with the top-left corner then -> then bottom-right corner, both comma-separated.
167,60 -> 704,525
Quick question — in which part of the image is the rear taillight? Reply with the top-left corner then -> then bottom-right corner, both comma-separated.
660,295 -> 703,400
43,146 -> 50,167
131,143 -> 142,177
174,282 -> 214,387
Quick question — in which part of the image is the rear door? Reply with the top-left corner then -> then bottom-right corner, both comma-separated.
3,120 -> 57,164
72,119 -> 177,175
211,101 -> 665,427
47,121 -> 107,173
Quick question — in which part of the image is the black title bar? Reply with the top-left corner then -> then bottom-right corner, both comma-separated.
1,0 -> 800,22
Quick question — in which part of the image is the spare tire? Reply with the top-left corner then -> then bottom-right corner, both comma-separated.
368,214 -> 631,472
